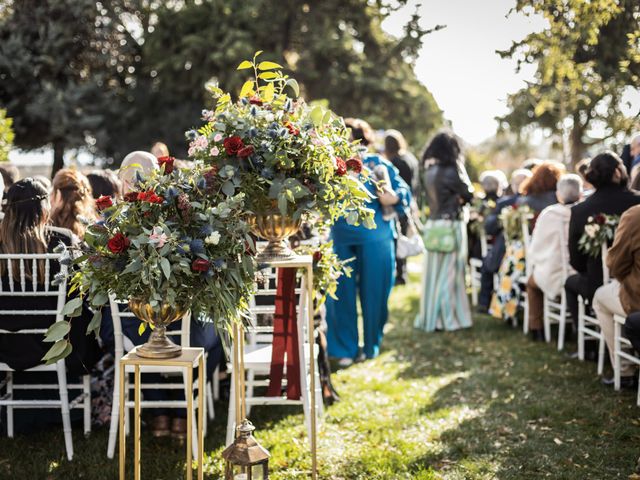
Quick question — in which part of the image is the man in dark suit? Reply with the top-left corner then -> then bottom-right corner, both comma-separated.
565,151 -> 640,330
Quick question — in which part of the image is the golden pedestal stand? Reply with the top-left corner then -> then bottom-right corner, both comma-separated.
118,347 -> 205,480
232,254 -> 318,479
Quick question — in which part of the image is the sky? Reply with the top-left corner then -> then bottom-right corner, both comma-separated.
382,0 -> 548,145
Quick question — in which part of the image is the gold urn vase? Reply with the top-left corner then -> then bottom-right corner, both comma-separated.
249,213 -> 301,262
128,299 -> 187,359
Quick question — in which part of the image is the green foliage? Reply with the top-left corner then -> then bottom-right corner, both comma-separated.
100,0 -> 443,162
0,0 -> 140,175
43,162 -> 257,363
498,0 -> 640,165
188,53 -> 376,228
0,109 -> 13,162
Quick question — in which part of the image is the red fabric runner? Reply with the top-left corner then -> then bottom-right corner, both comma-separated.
266,268 -> 301,400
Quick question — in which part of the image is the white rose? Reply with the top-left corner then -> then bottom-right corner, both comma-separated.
585,225 -> 596,238
205,231 -> 221,245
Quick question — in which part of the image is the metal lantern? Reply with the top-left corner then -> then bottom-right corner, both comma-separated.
222,419 -> 270,480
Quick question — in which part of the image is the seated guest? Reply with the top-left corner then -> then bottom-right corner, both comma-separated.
0,163 -> 19,194
593,204 -> 640,386
87,169 -> 122,200
477,168 -> 532,312
151,141 -> 170,158
0,178 -> 99,374
516,161 -> 565,215
479,170 -> 508,202
526,174 -> 583,340
50,169 -> 96,239
118,151 -> 158,193
565,151 -> 640,334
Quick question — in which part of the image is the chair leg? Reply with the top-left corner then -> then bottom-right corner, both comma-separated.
83,375 -> 91,437
212,366 -> 220,401
225,372 -> 236,446
614,321 -> 622,391
107,361 -> 121,459
543,300 -> 551,344
577,307 -> 585,361
206,381 -> 215,421
6,371 -> 13,438
56,361 -> 74,461
245,369 -> 255,417
597,336 -> 605,376
182,368 -> 199,460
557,303 -> 566,351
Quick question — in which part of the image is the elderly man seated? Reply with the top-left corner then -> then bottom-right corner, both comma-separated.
526,174 -> 583,340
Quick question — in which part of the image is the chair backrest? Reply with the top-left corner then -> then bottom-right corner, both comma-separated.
0,253 -> 68,335
520,213 -> 533,277
248,266 -> 307,346
109,294 -> 191,358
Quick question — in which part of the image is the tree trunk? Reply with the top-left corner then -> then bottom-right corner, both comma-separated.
569,122 -> 585,170
52,141 -> 65,178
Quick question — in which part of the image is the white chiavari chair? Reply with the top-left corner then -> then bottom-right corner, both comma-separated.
0,253 -> 91,461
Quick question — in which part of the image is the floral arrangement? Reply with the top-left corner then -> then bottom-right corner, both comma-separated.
578,213 -> 619,258
186,51 -> 375,228
499,204 -> 532,241
43,161 -> 257,363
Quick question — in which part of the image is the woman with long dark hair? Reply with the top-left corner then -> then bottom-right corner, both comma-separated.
414,131 -> 474,332
0,178 -> 99,373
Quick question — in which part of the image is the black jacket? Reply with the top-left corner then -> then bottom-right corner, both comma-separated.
423,162 -> 474,219
0,231 -> 100,374
568,185 -> 640,299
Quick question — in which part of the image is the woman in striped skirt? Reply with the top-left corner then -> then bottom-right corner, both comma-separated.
415,132 -> 474,332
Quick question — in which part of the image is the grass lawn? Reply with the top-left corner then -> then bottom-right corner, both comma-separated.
1,269 -> 639,479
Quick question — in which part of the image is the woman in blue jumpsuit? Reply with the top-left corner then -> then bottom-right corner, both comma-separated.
326,119 -> 411,364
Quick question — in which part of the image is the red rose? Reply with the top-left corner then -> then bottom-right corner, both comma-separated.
313,251 -> 323,263
335,158 -> 347,176
238,145 -> 255,158
223,136 -> 244,156
157,156 -> 175,174
138,190 -> 163,204
107,233 -> 130,254
95,195 -> 113,211
284,121 -> 300,136
191,258 -> 210,272
124,191 -> 139,202
249,96 -> 263,106
594,214 -> 606,225
346,157 -> 363,174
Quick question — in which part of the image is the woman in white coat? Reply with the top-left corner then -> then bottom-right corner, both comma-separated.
526,174 -> 583,340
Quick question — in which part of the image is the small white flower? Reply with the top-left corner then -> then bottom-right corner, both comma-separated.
585,224 -> 597,238
205,231 -> 221,246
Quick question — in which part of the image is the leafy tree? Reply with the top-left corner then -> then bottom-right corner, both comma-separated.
0,109 -> 14,162
498,0 -> 640,166
103,0 -> 443,161
0,0 -> 140,176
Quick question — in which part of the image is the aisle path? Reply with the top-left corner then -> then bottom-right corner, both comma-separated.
1,270 -> 638,479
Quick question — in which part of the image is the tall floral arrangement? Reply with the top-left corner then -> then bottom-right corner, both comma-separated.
578,213 -> 619,257
186,51 -> 375,228
43,161 -> 257,363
